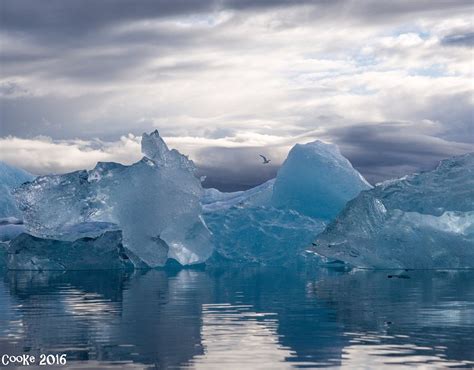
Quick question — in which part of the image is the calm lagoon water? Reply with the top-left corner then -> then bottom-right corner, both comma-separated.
1,266 -> 473,369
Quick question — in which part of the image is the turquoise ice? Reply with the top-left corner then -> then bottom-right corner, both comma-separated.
0,161 -> 34,218
13,131 -> 213,268
312,153 -> 474,269
203,140 -> 371,264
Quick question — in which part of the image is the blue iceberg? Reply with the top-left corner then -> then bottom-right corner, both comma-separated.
6,231 -> 133,271
13,130 -> 213,268
205,206 -> 326,265
12,133 -> 371,268
0,217 -> 26,242
312,153 -> 474,269
17,130 -> 467,270
201,179 -> 274,213
203,140 -> 371,264
0,161 -> 34,218
272,141 -> 371,219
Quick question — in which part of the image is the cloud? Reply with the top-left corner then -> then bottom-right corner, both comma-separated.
1,0 -> 472,188
441,31 -> 474,47
2,0 -> 470,38
0,135 -> 141,174
0,129 -> 309,191
2,124 -> 471,190
327,122 -> 474,184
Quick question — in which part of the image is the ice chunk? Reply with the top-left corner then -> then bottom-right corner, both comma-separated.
202,140 -> 369,264
0,242 -> 7,269
201,179 -> 274,213
205,206 -> 326,265
312,153 -> 474,269
202,140 -> 370,219
0,161 -> 34,218
13,130 -> 213,267
6,231 -> 133,270
0,217 -> 26,242
272,141 -> 371,219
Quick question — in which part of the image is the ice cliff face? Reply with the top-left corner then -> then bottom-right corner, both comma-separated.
6,231 -> 133,271
0,162 -> 34,218
312,153 -> 474,269
205,206 -> 326,265
13,130 -> 213,268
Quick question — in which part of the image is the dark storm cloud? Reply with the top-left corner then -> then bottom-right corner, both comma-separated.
196,146 -> 279,191
344,0 -> 472,20
0,93 -> 156,139
0,24 -> 209,82
0,0 -> 217,36
441,32 -> 474,47
424,92 -> 474,144
0,81 -> 28,97
327,122 -> 473,184
0,94 -> 106,137
1,0 -> 470,38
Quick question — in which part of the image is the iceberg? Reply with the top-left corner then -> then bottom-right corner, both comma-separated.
13,130 -> 213,268
6,231 -> 133,271
0,217 -> 26,242
205,206 -> 326,265
0,242 -> 7,269
271,141 -> 371,219
0,161 -> 34,218
312,153 -> 474,269
12,132 -> 372,269
203,141 -> 370,219
201,179 -> 274,213
203,140 -> 370,264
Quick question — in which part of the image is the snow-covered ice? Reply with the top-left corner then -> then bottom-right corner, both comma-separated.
14,130 -> 213,268
201,179 -> 274,213
312,153 -> 474,269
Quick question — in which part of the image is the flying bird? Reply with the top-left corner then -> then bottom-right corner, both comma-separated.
259,155 -> 271,164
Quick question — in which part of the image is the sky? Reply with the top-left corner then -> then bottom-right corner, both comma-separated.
0,0 -> 473,190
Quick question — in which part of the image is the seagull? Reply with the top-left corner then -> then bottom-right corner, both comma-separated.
259,155 -> 271,164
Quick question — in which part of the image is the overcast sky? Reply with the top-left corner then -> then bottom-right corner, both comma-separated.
0,0 -> 473,190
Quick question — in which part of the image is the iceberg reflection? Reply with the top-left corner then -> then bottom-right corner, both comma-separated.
0,267 -> 473,368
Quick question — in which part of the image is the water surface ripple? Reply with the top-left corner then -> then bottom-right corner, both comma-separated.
1,267 -> 473,369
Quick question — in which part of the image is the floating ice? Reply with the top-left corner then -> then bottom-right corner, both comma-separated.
14,130 -> 213,268
205,206 -> 326,265
203,140 -> 370,263
0,217 -> 26,242
312,153 -> 474,269
0,161 -> 34,218
0,242 -> 7,269
12,134 -> 372,269
272,141 -> 371,219
6,231 -> 133,271
203,141 -> 370,219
